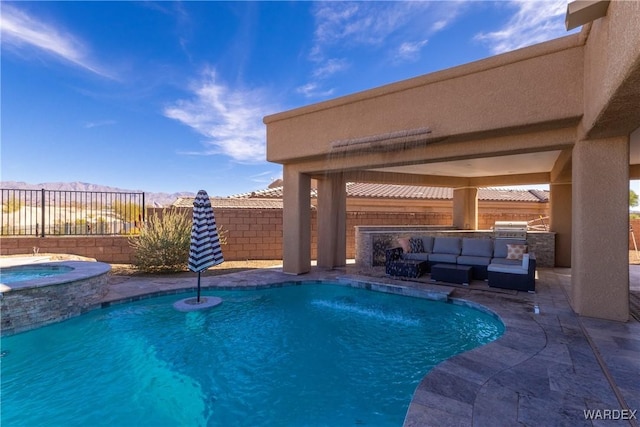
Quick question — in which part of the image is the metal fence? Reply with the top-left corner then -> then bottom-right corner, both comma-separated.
1,189 -> 145,236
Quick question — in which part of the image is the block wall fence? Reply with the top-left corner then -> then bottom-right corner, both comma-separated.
2,207 -> 605,265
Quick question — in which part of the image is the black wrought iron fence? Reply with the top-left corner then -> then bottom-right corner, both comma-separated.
1,189 -> 145,236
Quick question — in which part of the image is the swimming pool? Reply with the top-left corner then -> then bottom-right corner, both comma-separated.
1,282 -> 504,426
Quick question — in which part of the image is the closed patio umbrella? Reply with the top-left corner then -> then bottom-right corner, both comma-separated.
188,190 -> 224,303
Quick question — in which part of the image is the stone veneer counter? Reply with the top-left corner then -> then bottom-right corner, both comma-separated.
355,226 -> 555,268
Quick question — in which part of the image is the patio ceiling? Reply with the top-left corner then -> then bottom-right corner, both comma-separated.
370,150 -> 562,179
348,125 -> 640,185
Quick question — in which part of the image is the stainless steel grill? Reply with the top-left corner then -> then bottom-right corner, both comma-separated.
493,221 -> 528,239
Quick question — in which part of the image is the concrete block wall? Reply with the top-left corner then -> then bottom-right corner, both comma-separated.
0,236 -> 134,263
1,208 -> 552,264
629,218 -> 640,248
215,208 -> 285,260
478,212 -> 545,230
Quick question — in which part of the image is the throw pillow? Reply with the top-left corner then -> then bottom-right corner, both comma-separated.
506,244 -> 528,260
397,237 -> 411,253
409,238 -> 425,253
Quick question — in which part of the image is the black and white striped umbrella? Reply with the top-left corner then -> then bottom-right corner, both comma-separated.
188,190 -> 224,302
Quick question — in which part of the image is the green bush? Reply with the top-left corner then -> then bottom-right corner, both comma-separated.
129,209 -> 229,273
129,209 -> 191,273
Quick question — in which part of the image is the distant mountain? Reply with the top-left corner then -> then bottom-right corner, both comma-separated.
0,181 -> 196,207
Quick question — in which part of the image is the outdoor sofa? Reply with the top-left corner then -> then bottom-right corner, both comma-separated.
385,236 -> 535,291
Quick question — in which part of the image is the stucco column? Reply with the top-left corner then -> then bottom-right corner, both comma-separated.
317,174 -> 347,269
550,182 -> 572,267
453,187 -> 478,230
282,166 -> 311,274
571,136 -> 629,321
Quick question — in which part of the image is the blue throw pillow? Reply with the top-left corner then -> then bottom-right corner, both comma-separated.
409,238 -> 425,253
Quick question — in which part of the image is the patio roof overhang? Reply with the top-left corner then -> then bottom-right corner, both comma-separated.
265,34 -> 585,186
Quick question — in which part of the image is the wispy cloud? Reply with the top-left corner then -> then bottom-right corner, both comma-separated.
83,120 -> 117,129
299,1 -> 467,99
474,0 -> 573,54
295,82 -> 335,98
312,58 -> 350,79
394,39 -> 429,63
311,1 -> 465,59
164,68 -> 276,163
0,4 -> 112,78
248,170 -> 282,185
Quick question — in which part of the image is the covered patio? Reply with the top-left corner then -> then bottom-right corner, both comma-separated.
264,0 -> 640,322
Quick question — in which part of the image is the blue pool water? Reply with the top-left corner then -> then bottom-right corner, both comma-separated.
0,264 -> 74,284
1,283 -> 504,426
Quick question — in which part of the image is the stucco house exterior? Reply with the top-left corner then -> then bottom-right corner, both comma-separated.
264,1 -> 640,322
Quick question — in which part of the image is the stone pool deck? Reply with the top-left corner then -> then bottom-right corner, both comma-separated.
102,265 -> 640,427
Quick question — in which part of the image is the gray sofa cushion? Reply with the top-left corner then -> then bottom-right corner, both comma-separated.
487,263 -> 528,274
461,238 -> 493,257
403,252 -> 430,261
457,255 -> 492,266
421,236 -> 435,253
490,257 -> 521,266
493,239 -> 527,258
433,237 -> 462,255
428,253 -> 458,264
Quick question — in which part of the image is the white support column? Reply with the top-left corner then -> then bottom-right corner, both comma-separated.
282,166 -> 311,274
317,173 -> 347,269
571,136 -> 629,321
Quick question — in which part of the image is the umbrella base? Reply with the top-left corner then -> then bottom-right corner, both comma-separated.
173,296 -> 222,312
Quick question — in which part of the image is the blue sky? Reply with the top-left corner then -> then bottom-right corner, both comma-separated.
2,1 -> 580,196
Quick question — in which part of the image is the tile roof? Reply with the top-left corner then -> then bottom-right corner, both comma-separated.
188,183 -> 549,207
478,188 -> 549,202
172,197 -> 283,209
231,187 -> 319,199
346,183 -> 452,199
345,183 -> 549,202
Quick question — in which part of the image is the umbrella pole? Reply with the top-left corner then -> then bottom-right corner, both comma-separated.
197,271 -> 201,303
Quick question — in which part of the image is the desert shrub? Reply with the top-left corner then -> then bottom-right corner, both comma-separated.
129,209 -> 191,273
129,209 -> 229,273
2,196 -> 22,213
